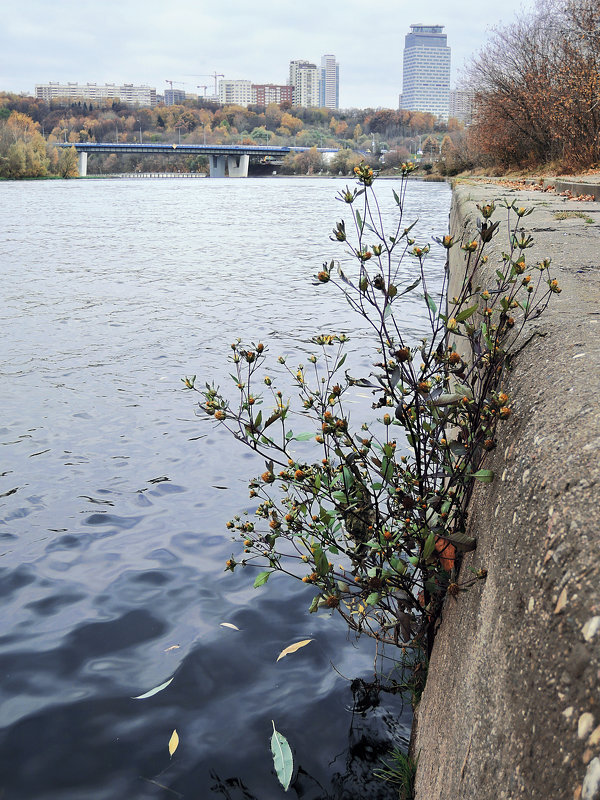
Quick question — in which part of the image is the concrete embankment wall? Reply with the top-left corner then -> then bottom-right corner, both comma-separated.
411,181 -> 600,800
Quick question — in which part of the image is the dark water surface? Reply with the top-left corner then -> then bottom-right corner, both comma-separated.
0,176 -> 451,799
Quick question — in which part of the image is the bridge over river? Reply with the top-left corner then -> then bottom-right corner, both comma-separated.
57,142 -> 339,178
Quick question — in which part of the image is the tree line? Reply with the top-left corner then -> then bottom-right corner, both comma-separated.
0,92 -> 464,178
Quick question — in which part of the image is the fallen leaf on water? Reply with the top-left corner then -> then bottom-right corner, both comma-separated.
276,639 -> 313,662
271,721 -> 293,791
168,729 -> 179,757
132,676 -> 174,700
164,645 -> 180,652
220,622 -> 240,630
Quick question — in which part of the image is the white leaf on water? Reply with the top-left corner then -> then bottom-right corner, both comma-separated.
271,721 -> 293,791
220,622 -> 240,630
168,729 -> 179,757
132,676 -> 174,700
276,639 -> 313,662
164,645 -> 180,652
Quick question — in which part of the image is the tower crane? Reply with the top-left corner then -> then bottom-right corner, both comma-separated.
193,73 -> 224,95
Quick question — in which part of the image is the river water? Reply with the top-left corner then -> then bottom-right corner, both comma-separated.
0,176 -> 451,799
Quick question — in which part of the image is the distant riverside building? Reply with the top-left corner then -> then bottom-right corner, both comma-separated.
288,60 -> 320,107
320,54 -> 339,109
449,89 -> 475,125
401,24 -> 451,121
35,82 -> 157,106
165,88 -> 186,106
218,79 -> 253,107
252,84 -> 294,106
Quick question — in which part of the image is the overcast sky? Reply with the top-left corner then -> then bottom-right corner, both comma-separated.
1,0 -> 534,109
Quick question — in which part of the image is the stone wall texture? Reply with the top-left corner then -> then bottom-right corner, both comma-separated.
411,180 -> 600,800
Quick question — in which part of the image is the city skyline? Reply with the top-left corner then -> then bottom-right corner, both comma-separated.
1,0 -> 534,109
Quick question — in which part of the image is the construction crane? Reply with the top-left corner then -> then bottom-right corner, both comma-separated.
196,73 -> 224,95
197,85 -> 209,97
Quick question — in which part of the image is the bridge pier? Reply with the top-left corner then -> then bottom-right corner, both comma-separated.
209,155 -> 226,178
227,154 -> 249,178
78,151 -> 88,177
209,153 -> 249,177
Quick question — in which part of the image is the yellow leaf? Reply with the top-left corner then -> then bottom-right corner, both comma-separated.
168,729 -> 179,757
276,639 -> 314,662
164,645 -> 180,652
220,622 -> 240,630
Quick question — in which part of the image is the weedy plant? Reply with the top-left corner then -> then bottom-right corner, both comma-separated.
373,748 -> 418,800
185,164 -> 560,669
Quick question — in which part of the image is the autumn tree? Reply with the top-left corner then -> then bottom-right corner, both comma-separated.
468,0 -> 600,170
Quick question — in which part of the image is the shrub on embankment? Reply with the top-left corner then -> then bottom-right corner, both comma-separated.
467,0 -> 600,173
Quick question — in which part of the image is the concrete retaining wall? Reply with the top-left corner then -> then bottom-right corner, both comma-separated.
410,181 -> 600,800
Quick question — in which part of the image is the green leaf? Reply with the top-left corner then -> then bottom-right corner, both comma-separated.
469,469 -> 494,483
398,276 -> 421,297
271,721 -> 294,791
443,532 -> 477,552
455,304 -> 479,323
366,592 -> 380,606
425,293 -> 437,313
292,432 -> 315,441
390,557 -> 407,575
381,456 -> 394,484
342,466 -> 355,489
356,209 -> 363,232
313,545 -> 330,576
254,571 -> 271,588
423,531 -> 436,560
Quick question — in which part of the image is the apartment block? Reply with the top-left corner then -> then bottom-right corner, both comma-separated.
35,82 -> 157,106
218,79 -> 254,107
252,84 -> 294,106
288,60 -> 320,108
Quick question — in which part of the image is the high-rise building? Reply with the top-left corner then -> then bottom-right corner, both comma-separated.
218,79 -> 253,107
401,24 -> 451,121
320,54 -> 339,110
165,88 -> 186,106
288,60 -> 320,108
449,89 -> 475,125
35,82 -> 157,106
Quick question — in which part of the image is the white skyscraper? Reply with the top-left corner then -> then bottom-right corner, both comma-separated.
401,24 -> 451,121
320,54 -> 339,109
288,60 -> 320,108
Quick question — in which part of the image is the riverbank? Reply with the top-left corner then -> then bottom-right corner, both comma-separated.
411,179 -> 600,799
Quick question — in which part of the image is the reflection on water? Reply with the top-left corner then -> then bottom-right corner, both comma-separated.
0,176 -> 450,798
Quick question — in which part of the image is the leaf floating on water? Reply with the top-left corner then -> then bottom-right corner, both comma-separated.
164,645 -> 180,652
276,639 -> 313,662
220,623 -> 240,631
168,729 -> 179,757
270,721 -> 293,791
132,676 -> 174,700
